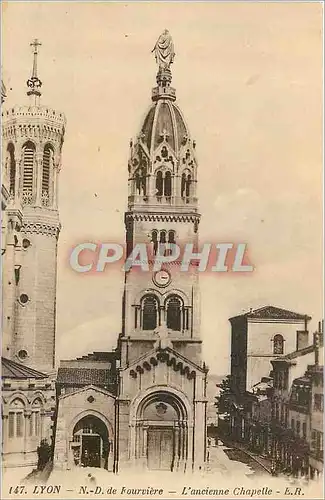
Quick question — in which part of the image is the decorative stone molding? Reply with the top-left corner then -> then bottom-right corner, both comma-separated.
21,221 -> 61,238
128,347 -> 200,381
125,212 -> 201,224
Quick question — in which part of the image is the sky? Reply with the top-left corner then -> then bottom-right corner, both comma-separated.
2,2 -> 323,375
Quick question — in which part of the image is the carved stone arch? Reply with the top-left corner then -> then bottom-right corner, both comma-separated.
68,408 -> 114,440
154,164 -> 172,175
140,293 -> 160,331
129,384 -> 193,426
8,392 -> 30,407
31,391 -> 46,406
22,139 -> 37,151
43,141 -> 56,154
134,288 -> 163,306
180,166 -> 192,176
162,288 -> 189,307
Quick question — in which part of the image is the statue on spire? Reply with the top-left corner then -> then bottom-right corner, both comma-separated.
152,30 -> 175,70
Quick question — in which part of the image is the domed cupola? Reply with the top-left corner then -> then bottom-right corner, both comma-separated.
128,30 -> 198,214
140,100 -> 189,157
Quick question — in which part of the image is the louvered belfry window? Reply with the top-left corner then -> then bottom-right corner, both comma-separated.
22,142 -> 35,192
7,144 -> 16,195
42,145 -> 52,194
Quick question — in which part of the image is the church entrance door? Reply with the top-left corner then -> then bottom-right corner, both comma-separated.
81,435 -> 101,468
147,427 -> 174,471
72,415 -> 111,469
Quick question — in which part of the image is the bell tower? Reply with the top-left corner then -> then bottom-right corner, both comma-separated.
120,30 -> 201,368
2,40 -> 66,372
117,32 -> 207,473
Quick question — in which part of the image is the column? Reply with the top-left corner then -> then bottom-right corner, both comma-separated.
14,153 -> 20,204
52,165 -> 57,209
2,415 -> 9,455
24,411 -> 31,459
35,152 -> 42,206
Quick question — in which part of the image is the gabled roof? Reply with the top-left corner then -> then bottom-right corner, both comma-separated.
1,357 -> 47,379
124,344 -> 207,380
59,384 -> 116,401
230,305 -> 311,322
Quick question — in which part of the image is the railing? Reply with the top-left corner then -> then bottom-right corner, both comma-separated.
22,188 -> 35,206
128,194 -> 198,205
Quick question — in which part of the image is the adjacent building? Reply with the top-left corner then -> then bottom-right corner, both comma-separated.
228,305 -> 311,442
230,305 -> 311,394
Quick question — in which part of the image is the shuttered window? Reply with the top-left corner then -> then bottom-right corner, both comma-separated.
42,146 -> 52,194
22,142 -> 35,191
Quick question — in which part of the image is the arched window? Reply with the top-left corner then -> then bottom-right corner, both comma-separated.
135,167 -> 146,195
30,398 -> 42,437
273,334 -> 284,355
8,398 -> 25,439
168,230 -> 175,244
164,171 -> 171,197
42,145 -> 53,206
156,171 -> 163,196
22,142 -> 35,204
166,295 -> 182,331
141,167 -> 146,195
185,174 -> 192,197
181,173 -> 186,197
7,143 -> 16,196
160,231 -> 166,244
152,230 -> 158,255
142,295 -> 159,330
135,171 -> 141,194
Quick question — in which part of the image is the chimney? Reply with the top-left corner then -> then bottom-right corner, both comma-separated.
314,320 -> 324,366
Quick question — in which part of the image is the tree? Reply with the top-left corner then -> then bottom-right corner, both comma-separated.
215,375 -> 234,420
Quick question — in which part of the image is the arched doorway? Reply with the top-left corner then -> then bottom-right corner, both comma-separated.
71,415 -> 111,469
134,391 -> 188,472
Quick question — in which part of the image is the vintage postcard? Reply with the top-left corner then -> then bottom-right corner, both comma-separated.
1,1 -> 323,499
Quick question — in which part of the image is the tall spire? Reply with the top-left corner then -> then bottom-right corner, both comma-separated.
26,39 -> 42,104
151,30 -> 176,102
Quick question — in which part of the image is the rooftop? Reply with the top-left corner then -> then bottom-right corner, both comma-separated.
229,305 -> 311,322
1,357 -> 47,379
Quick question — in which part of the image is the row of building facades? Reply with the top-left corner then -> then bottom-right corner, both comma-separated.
218,306 -> 323,480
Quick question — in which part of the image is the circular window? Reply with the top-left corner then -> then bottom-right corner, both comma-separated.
22,238 -> 31,249
17,349 -> 28,360
20,294 -> 29,304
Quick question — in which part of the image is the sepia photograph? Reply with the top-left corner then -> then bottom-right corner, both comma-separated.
1,1 -> 323,499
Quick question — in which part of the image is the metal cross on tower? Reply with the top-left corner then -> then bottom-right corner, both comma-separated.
27,38 -> 42,97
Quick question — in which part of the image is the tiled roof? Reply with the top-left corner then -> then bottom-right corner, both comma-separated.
230,306 -> 311,321
1,357 -> 47,379
57,367 -> 114,386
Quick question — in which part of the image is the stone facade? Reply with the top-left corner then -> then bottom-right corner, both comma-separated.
53,32 -> 208,474
1,41 -> 65,470
230,306 -> 311,393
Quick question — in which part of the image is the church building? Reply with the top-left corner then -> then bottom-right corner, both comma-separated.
53,30 -> 208,473
1,40 -> 66,470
